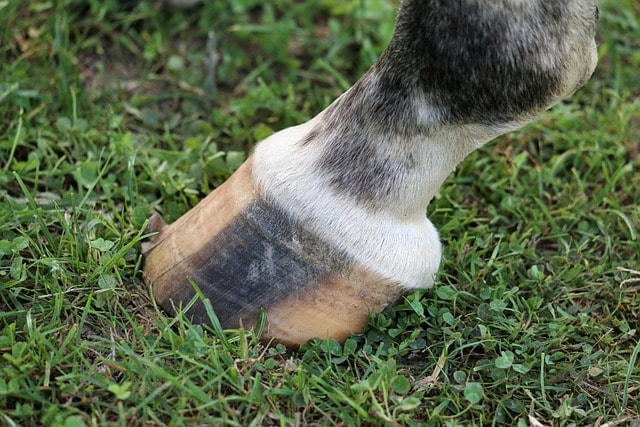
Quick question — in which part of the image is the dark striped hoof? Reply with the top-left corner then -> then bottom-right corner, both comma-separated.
142,160 -> 405,346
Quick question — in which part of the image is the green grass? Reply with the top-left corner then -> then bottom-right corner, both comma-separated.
1,0 -> 639,425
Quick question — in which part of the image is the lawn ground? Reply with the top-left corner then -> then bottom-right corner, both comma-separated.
1,0 -> 639,425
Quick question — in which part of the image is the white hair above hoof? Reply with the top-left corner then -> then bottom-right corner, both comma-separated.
142,0 -> 599,347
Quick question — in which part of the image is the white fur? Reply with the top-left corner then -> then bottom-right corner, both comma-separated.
251,110 -> 524,289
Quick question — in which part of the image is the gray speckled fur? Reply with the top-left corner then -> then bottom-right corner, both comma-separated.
309,0 -> 598,204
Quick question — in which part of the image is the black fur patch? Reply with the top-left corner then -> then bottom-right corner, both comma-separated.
344,0 -> 595,127
315,68 -> 428,201
162,198 -> 350,328
381,0 -> 572,124
318,120 -> 420,200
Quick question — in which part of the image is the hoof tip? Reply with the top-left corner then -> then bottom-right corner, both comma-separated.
141,212 -> 168,255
